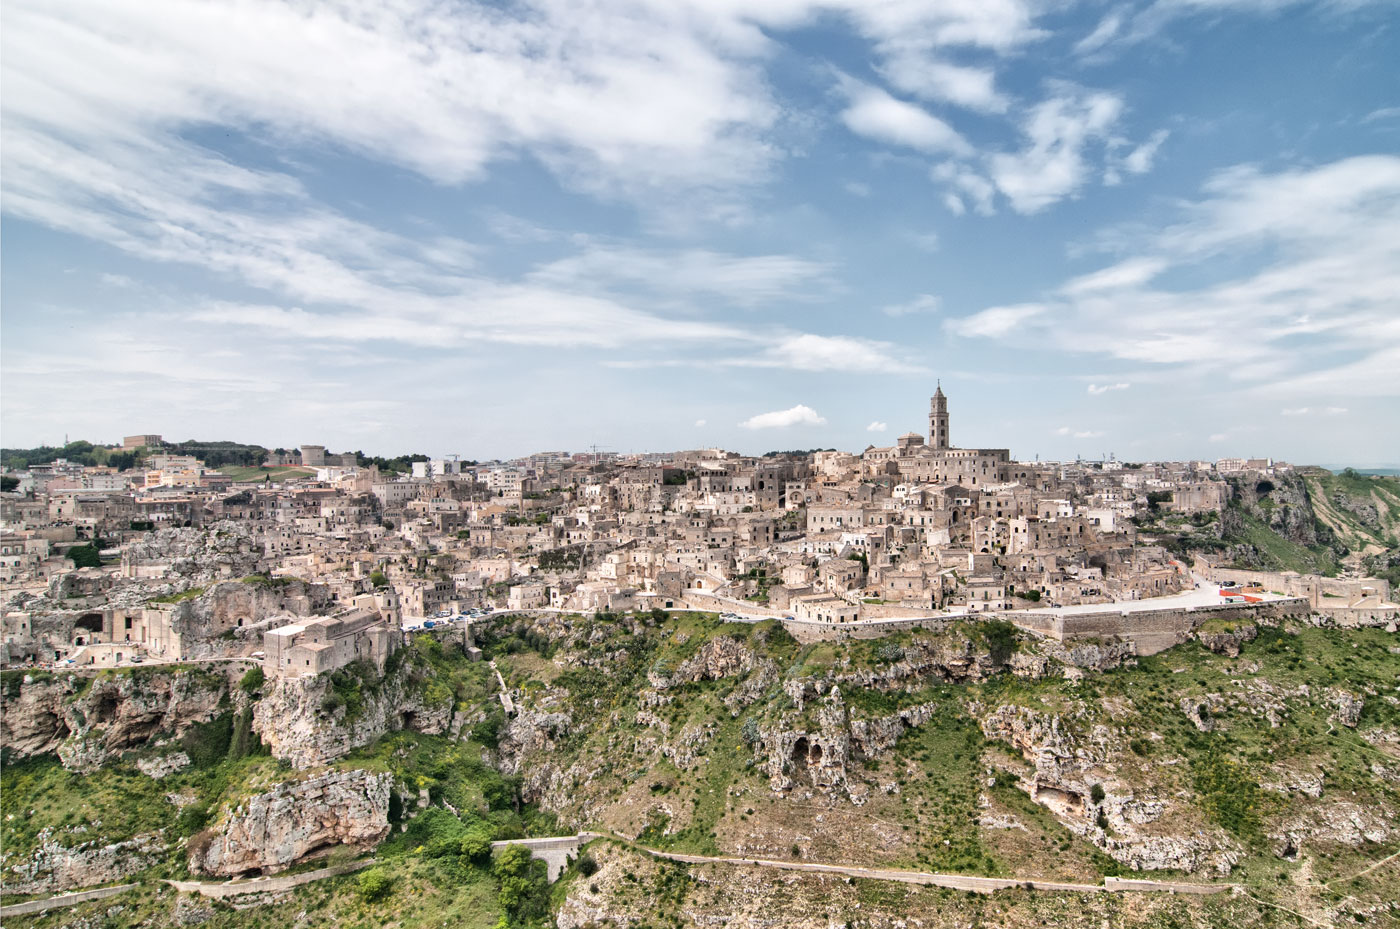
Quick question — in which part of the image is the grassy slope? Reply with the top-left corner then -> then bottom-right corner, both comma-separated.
219,465 -> 316,482
5,615 -> 1398,927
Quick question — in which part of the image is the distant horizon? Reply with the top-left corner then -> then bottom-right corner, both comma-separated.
5,433 -> 1398,474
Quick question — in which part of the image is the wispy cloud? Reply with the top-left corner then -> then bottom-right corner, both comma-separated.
945,304 -> 1046,338
839,80 -> 973,157
956,156 -> 1400,397
739,405 -> 826,429
881,294 -> 941,317
1088,382 -> 1131,395
867,421 -> 888,432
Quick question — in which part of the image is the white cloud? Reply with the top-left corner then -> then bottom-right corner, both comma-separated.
932,162 -> 997,215
1074,10 -> 1125,55
867,421 -> 888,432
1325,406 -> 1349,414
845,181 -> 871,196
1055,426 -> 1104,438
840,82 -> 973,157
988,86 -> 1125,214
1062,258 -> 1167,295
1123,129 -> 1170,174
1282,407 -> 1310,416
739,405 -> 826,429
1209,433 -> 1229,442
960,156 -> 1400,399
945,304 -> 1046,338
1088,382 -> 1131,394
878,56 -> 1008,114
736,334 -> 925,374
1,0 -> 787,209
881,294 -> 941,317
528,245 -> 831,307
694,419 -> 707,427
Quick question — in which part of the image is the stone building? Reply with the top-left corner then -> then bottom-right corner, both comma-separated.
263,597 -> 398,678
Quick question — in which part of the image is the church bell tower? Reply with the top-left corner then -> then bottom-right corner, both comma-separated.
929,382 -> 949,450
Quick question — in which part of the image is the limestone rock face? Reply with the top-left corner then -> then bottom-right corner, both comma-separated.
1270,800 -> 1394,856
1327,688 -> 1364,728
252,663 -> 452,770
189,769 -> 391,877
672,635 -> 754,684
1,668 -> 228,771
123,522 -> 265,584
1196,624 -> 1258,657
497,708 -> 572,776
763,688 -> 852,796
979,704 -> 1240,875
2,827 -> 165,895
55,669 -> 228,773
0,673 -> 76,756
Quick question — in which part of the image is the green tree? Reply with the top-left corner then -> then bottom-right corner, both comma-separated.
67,544 -> 101,568
494,844 -> 541,915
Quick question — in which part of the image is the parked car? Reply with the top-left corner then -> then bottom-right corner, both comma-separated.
423,620 -> 436,629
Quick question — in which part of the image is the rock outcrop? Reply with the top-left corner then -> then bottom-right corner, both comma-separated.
2,827 -> 165,895
252,660 -> 452,769
189,769 -> 392,876
1,668 -> 229,771
979,704 -> 1240,874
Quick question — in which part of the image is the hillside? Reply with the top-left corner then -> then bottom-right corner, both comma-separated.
2,611 -> 1398,928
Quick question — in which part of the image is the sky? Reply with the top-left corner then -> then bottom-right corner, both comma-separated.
2,0 -> 1398,465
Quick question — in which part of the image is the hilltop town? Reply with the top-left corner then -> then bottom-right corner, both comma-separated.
2,386 -> 1395,675
2,389 -> 1398,929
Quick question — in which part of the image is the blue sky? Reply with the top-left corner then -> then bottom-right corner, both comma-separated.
2,0 -> 1397,464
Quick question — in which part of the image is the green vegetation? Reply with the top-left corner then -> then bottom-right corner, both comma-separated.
220,465 -> 316,482
147,586 -> 206,604
65,543 -> 103,568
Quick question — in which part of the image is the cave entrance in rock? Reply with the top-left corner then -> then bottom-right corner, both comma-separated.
401,710 -> 419,731
791,737 -> 810,773
77,613 -> 103,633
809,743 -> 822,764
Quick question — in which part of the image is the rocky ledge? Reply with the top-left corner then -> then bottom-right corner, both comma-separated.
189,768 -> 392,877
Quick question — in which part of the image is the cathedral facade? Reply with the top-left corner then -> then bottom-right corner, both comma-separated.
862,385 -> 1015,487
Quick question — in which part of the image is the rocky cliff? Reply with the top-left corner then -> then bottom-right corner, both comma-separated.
2,827 -> 166,895
252,657 -> 453,769
188,768 -> 392,876
0,667 -> 229,772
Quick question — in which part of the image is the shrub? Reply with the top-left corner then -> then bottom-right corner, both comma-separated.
1090,783 -> 1106,804
239,667 -> 265,693
356,867 -> 394,902
576,853 -> 599,877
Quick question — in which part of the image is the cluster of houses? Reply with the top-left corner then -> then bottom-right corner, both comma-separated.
3,389 -> 1391,679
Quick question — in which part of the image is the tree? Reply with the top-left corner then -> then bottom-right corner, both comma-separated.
369,570 -> 389,588
0,476 -> 19,492
68,544 -> 101,568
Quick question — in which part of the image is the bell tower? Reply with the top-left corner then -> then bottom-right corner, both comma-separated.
929,382 -> 949,450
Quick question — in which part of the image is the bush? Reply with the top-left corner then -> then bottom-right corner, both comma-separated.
1090,783 -> 1105,804
576,853 -> 599,877
239,667 -> 265,693
356,867 -> 394,902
